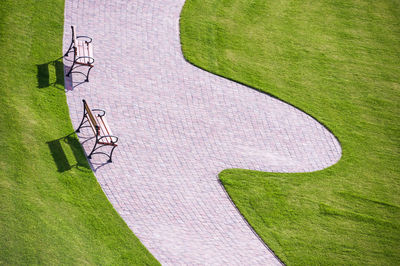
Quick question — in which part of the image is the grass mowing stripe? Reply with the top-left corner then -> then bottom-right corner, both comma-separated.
0,0 -> 159,264
180,0 -> 400,264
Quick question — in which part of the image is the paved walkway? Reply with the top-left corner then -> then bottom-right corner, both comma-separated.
63,0 -> 341,265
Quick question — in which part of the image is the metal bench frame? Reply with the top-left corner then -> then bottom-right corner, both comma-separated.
76,99 -> 118,162
64,26 -> 94,82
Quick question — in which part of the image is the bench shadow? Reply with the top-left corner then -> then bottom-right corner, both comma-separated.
72,130 -> 111,172
36,58 -> 87,92
37,57 -> 65,90
63,64 -> 88,91
91,161 -> 111,172
46,133 -> 91,173
75,133 -> 113,172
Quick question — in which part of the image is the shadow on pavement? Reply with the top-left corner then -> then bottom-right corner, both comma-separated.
36,57 -> 87,91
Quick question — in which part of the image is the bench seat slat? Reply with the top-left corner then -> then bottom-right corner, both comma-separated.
76,41 -> 84,63
95,115 -> 115,145
87,42 -> 93,62
83,41 -> 89,61
75,40 -> 93,65
80,41 -> 86,63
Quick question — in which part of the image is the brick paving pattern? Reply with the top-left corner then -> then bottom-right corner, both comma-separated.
63,0 -> 341,265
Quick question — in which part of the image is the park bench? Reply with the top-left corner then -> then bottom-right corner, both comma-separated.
76,100 -> 118,162
64,26 -> 94,82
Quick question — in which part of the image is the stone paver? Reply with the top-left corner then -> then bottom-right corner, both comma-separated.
63,0 -> 341,265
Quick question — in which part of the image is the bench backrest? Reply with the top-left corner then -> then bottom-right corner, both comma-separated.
71,25 -> 77,46
83,100 -> 100,136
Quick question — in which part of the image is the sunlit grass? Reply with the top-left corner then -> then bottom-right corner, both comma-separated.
180,0 -> 400,264
0,1 -> 158,264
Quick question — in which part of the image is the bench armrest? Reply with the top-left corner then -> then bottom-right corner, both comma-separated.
76,35 -> 93,43
92,109 -> 106,117
99,135 -> 119,144
76,56 -> 95,65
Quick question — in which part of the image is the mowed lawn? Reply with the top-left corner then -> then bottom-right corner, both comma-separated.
0,1 -> 158,264
181,0 -> 400,265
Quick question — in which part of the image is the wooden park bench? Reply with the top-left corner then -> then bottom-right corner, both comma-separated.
76,100 -> 118,162
64,26 -> 94,82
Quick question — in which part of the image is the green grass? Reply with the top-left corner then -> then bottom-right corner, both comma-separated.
0,1 -> 158,264
180,0 -> 400,264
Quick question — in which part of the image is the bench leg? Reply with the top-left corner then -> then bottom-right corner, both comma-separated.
66,60 -> 75,77
75,113 -> 87,133
88,131 -> 99,160
85,65 -> 93,82
64,41 -> 74,57
87,141 -> 98,159
108,146 -> 117,163
87,144 -> 116,163
64,31 -> 75,57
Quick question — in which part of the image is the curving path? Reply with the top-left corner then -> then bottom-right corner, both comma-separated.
63,0 -> 341,265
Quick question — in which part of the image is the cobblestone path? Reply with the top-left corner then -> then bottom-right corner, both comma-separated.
63,0 -> 341,264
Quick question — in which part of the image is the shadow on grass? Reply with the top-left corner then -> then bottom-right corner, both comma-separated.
36,58 -> 86,91
37,58 -> 65,89
47,133 -> 91,173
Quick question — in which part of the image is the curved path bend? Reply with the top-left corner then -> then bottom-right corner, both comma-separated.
63,0 -> 341,265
